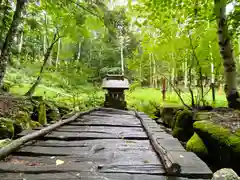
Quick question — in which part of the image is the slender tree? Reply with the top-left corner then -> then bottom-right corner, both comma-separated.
214,0 -> 240,108
0,0 -> 27,86
25,32 -> 62,96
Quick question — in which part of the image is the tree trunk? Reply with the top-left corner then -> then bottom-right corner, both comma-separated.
215,0 -> 240,109
25,33 -> 60,96
76,41 -> 81,61
184,61 -> 188,89
55,38 -> 61,69
120,36 -> 124,75
149,53 -> 152,87
153,54 -> 156,88
0,0 -> 27,87
171,67 -> 175,90
0,0 -> 11,52
16,30 -> 24,65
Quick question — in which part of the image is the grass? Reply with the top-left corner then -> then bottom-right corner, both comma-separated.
126,87 -> 227,118
4,65 -> 104,111
3,64 -> 228,115
127,87 -> 227,108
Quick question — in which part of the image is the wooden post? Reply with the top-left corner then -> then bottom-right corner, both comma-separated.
162,77 -> 166,101
211,83 -> 215,103
211,63 -> 215,103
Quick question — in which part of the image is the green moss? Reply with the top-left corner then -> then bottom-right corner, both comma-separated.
235,129 -> 240,137
0,139 -> 11,147
195,112 -> 212,121
13,111 -> 31,130
161,106 -> 183,128
2,81 -> 13,92
172,110 -> 183,129
38,102 -> 47,125
172,110 -> 194,142
194,120 -> 240,171
45,102 -> 60,122
186,133 -> 208,157
30,120 -> 41,128
0,118 -> 14,139
193,121 -> 240,152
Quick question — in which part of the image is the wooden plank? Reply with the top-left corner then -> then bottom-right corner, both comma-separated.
168,151 -> 212,178
85,113 -> 136,119
7,150 -> 161,167
28,139 -> 153,150
0,162 -> 96,173
135,111 -> 182,175
97,164 -> 165,175
6,153 -> 162,169
55,125 -> 145,132
20,129 -> 147,141
45,132 -> 147,140
96,108 -> 134,115
18,126 -> 147,140
0,172 -> 199,180
14,147 -> 160,164
5,154 -> 112,165
71,116 -> 142,127
155,138 -> 186,152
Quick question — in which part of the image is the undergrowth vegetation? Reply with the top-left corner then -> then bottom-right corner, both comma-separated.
126,87 -> 227,118
5,64 -> 228,118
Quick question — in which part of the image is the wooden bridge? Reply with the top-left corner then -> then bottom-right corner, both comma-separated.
0,107 -> 212,180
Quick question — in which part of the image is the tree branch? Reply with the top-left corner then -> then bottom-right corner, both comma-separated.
160,73 -> 192,110
188,31 -> 205,106
69,0 -> 103,21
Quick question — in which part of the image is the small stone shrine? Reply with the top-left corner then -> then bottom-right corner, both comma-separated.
102,74 -> 129,109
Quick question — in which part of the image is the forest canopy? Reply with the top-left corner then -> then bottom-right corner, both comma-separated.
0,0 -> 240,109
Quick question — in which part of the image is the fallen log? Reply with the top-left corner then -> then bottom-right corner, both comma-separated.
135,111 -> 181,175
0,108 -> 100,160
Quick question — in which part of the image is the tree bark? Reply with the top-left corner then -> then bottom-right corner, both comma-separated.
0,0 -> 27,86
16,30 -> 24,65
55,38 -> 61,69
25,33 -> 61,96
149,53 -> 152,87
0,0 -> 11,52
153,54 -> 156,88
76,41 -> 81,61
215,0 -> 240,109
184,61 -> 188,89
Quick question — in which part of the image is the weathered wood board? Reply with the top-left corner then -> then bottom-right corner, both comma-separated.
0,108 -> 212,179
0,172 -> 207,180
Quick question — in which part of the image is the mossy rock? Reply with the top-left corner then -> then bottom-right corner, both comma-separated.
194,120 -> 240,173
45,102 -> 60,122
195,111 -> 213,121
212,168 -> 240,180
235,129 -> 240,137
13,111 -> 31,130
31,100 -> 61,123
172,110 -> 183,129
172,110 -> 194,142
30,120 -> 41,128
31,96 -> 44,101
2,82 -> 14,92
186,132 -> 208,159
160,106 -> 183,128
0,118 -> 14,139
57,105 -> 71,116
